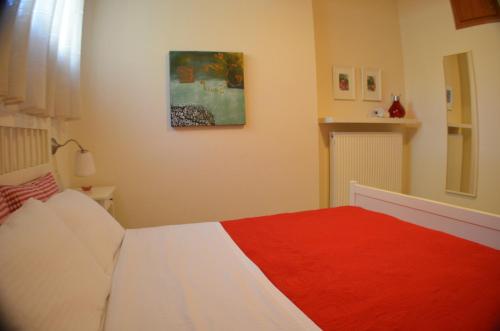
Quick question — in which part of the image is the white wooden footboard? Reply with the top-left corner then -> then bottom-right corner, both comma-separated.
349,181 -> 500,249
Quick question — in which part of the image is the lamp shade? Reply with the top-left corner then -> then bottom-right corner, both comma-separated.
75,150 -> 96,177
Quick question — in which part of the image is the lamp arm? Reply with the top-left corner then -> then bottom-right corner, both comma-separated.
60,139 -> 86,151
51,138 -> 88,155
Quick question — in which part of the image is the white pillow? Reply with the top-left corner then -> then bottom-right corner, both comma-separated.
46,189 -> 125,275
0,199 -> 111,331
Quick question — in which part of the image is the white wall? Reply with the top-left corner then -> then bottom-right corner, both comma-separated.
398,0 -> 500,213
313,0 -> 407,120
71,0 -> 320,227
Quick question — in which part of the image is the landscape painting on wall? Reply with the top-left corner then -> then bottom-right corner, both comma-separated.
169,51 -> 246,127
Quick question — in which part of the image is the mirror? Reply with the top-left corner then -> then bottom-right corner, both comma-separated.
443,51 -> 477,196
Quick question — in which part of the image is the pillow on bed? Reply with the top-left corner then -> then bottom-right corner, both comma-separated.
0,193 -> 8,224
46,189 -> 125,275
0,172 -> 59,214
0,199 -> 110,331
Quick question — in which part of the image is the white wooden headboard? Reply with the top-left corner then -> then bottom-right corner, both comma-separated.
0,115 -> 53,185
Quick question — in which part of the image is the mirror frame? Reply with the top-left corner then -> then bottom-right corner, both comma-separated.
444,50 -> 478,197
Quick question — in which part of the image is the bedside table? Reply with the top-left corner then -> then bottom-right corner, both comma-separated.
76,186 -> 116,216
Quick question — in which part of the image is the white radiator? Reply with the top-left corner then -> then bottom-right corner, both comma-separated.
330,132 -> 402,207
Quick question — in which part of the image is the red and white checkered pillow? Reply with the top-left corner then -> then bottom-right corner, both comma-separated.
0,193 -> 9,223
0,173 -> 60,218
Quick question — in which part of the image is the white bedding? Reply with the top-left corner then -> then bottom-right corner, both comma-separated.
104,222 -> 319,331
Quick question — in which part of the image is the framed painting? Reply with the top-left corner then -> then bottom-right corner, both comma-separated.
332,66 -> 355,100
361,68 -> 382,101
169,51 -> 245,127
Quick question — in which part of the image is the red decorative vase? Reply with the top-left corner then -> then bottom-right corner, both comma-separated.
388,95 -> 406,118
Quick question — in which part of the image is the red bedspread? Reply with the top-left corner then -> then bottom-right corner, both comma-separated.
222,206 -> 500,331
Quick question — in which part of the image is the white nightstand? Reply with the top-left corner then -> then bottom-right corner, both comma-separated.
76,186 -> 116,216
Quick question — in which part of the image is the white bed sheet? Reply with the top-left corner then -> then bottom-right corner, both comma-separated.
104,222 -> 319,331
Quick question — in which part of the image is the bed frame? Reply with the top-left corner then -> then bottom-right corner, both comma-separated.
350,181 -> 500,249
1,118 -> 499,250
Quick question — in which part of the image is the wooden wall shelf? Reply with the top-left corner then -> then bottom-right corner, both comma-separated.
318,117 -> 420,126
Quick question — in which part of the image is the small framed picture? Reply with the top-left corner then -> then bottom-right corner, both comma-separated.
446,86 -> 453,110
361,68 -> 382,101
332,66 -> 355,100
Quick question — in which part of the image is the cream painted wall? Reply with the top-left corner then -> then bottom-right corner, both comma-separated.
398,0 -> 500,213
70,0 -> 319,227
312,0 -> 408,207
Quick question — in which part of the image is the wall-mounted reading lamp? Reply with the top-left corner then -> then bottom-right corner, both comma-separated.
51,138 -> 96,191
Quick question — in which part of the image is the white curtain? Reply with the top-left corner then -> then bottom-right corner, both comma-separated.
0,0 -> 84,119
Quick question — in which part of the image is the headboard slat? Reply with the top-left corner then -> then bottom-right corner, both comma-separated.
10,128 -> 16,171
0,127 -> 5,173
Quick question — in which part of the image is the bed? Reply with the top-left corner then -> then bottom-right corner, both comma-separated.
1,124 -> 500,331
